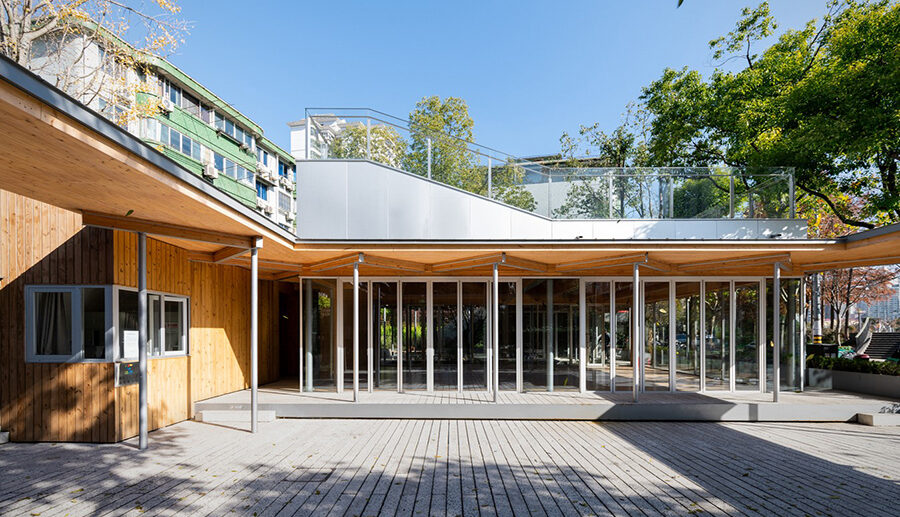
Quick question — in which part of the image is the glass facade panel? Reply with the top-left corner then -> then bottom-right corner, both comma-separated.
164,298 -> 185,353
303,279 -> 336,391
497,282 -> 517,390
644,282 -> 670,391
585,282 -> 611,391
81,288 -> 106,359
766,278 -> 802,391
705,281 -> 730,390
522,279 -> 549,391
735,281 -> 760,390
342,281 -> 369,391
674,282 -> 702,391
552,279 -> 580,391
402,282 -> 427,390
521,279 -> 579,391
372,282 -> 398,390
433,282 -> 458,390
462,282 -> 487,390
614,281 -> 634,391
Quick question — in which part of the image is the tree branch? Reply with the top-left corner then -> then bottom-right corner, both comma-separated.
796,181 -> 874,229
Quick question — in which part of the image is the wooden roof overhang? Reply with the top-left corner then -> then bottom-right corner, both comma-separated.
2,56 -> 899,281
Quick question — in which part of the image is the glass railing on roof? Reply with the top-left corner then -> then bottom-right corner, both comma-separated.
303,108 -> 795,220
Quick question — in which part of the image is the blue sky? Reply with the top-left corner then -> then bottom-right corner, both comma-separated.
170,0 -> 830,156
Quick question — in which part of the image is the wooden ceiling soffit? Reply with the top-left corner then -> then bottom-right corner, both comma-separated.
82,211 -> 255,248
362,255 -> 429,272
431,253 -> 505,273
213,246 -> 249,263
798,255 -> 900,272
554,253 -> 648,273
305,253 -> 364,273
677,253 -> 792,272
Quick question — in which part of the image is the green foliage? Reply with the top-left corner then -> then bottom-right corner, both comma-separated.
329,123 -> 407,169
405,96 -> 535,211
639,0 -> 900,227
808,354 -> 900,376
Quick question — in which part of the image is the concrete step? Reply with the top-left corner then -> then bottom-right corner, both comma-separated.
857,413 -> 900,426
195,410 -> 277,423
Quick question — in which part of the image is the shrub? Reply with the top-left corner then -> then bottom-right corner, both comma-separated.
807,355 -> 900,376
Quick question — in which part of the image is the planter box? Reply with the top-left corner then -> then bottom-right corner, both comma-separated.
807,368 -> 900,399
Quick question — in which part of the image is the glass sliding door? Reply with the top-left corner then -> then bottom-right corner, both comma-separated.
497,282 -> 517,390
552,279 -> 580,391
342,281 -> 369,391
401,282 -> 427,390
674,282 -> 702,391
704,281 -> 730,390
433,282 -> 458,390
766,278 -> 802,391
734,281 -> 760,390
522,279 -> 549,391
585,281 -> 611,391
372,282 -> 398,390
462,282 -> 488,390
614,281 -> 634,391
644,282 -> 670,391
303,279 -> 337,391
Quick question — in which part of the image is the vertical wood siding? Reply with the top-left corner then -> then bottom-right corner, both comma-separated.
1,190 -> 280,442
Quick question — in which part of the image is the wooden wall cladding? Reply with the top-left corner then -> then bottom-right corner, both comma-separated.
1,190 -> 280,442
0,190 -> 116,442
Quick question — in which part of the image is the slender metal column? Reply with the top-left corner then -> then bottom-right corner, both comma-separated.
353,263 -> 360,402
632,264 -> 640,402
298,276 -> 303,393
305,280 -> 313,392
578,280 -> 586,393
366,118 -> 371,160
546,279 -> 554,392
138,232 -> 148,450
305,114 -> 311,160
493,263 -> 500,402
250,246 -> 259,433
487,158 -> 493,199
773,263 -> 781,403
367,281 -> 374,393
426,138 -> 432,179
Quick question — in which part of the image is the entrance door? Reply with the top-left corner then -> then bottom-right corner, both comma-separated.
372,282 -> 398,390
342,281 -> 369,391
433,282 -> 458,390
461,282 -> 487,390
613,281 -> 634,391
401,282 -> 427,390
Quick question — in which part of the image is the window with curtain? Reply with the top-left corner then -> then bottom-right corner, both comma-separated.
34,291 -> 73,356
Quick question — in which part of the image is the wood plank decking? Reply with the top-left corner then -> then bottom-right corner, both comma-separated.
0,419 -> 897,516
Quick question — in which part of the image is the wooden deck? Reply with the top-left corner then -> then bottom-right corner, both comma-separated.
193,380 -> 897,422
1,418 -> 898,516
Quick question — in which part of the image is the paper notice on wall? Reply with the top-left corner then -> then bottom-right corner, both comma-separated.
123,330 -> 139,358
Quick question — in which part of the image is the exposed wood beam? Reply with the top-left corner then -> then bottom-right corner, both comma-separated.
554,253 -> 647,273
305,253 -> 363,273
226,257 -> 304,272
502,254 -> 551,273
431,253 -> 504,273
677,253 -> 792,272
213,246 -> 249,264
82,211 -> 254,248
363,255 -> 429,272
272,271 -> 301,281
186,251 -> 214,262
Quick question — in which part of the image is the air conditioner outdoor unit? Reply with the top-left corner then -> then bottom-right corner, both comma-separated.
202,161 -> 218,179
286,212 -> 295,221
264,205 -> 274,215
256,197 -> 265,210
160,98 -> 174,113
240,142 -> 250,151
256,161 -> 267,174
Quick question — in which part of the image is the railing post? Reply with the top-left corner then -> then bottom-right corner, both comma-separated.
729,173 -> 735,218
487,157 -> 493,199
788,171 -> 795,218
608,173 -> 614,219
305,113 -> 311,160
668,175 -> 674,218
426,137 -> 432,179
366,118 -> 371,160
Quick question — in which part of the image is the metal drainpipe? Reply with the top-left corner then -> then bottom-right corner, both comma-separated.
138,232 -> 148,450
251,245 -> 259,432
773,263 -> 781,403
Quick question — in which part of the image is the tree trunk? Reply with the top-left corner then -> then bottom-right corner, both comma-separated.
844,268 -> 854,343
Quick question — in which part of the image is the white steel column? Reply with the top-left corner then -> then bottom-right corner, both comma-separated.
138,232 -> 148,450
759,279 -> 766,393
800,276 -> 807,392
515,279 -> 523,393
546,279 -> 554,392
579,280 -> 586,393
397,282 -> 403,392
457,282 -> 463,392
250,244 -> 259,433
298,276 -> 303,393
353,263 -> 360,402
610,282 -> 616,393
729,281 -> 736,392
700,281 -> 706,392
632,264 -> 640,402
305,280 -> 313,392
669,280 -> 676,392
773,263 -> 781,403
367,280 -> 373,393
492,264 -> 500,402
426,281 -> 434,392
336,282 -> 344,394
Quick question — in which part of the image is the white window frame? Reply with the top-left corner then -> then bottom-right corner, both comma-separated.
25,285 -> 114,363
113,286 -> 190,362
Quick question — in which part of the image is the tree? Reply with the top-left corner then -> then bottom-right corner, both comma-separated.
639,1 -> 900,228
406,96 -> 535,211
329,122 -> 407,169
1,0 -> 187,124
